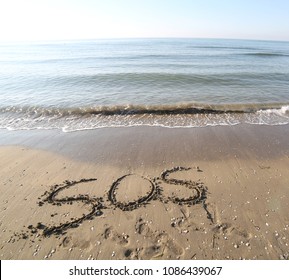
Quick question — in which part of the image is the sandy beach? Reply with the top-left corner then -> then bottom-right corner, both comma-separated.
1,124 -> 289,260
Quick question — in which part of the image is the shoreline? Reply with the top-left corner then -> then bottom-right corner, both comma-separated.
1,123 -> 289,163
1,124 -> 289,260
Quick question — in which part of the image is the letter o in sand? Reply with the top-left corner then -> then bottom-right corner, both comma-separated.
108,174 -> 156,211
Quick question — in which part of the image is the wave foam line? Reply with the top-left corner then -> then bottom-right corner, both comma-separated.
1,104 -> 289,132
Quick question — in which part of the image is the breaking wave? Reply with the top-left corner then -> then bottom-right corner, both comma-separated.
0,103 -> 289,132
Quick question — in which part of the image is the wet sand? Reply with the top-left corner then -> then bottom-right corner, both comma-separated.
0,124 -> 289,260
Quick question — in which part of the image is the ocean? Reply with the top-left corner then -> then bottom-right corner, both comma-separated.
0,38 -> 289,132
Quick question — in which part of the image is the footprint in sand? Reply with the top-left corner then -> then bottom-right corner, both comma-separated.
135,218 -> 184,259
212,222 -> 252,248
135,218 -> 154,237
171,215 -> 203,233
210,205 -> 252,248
61,235 -> 94,251
102,226 -> 130,246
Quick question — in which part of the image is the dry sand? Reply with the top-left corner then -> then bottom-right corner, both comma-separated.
0,125 -> 289,260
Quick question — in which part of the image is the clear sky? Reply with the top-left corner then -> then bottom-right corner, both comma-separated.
0,0 -> 289,42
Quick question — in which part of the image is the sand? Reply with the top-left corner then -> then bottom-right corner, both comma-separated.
0,124 -> 289,260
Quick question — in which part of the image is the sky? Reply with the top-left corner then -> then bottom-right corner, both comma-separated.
0,0 -> 289,42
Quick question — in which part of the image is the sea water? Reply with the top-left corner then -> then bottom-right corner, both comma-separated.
0,38 -> 289,131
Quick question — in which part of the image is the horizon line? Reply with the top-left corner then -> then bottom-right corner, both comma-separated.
1,36 -> 289,45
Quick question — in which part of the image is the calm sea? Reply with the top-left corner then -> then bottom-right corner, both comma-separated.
0,38 -> 289,132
